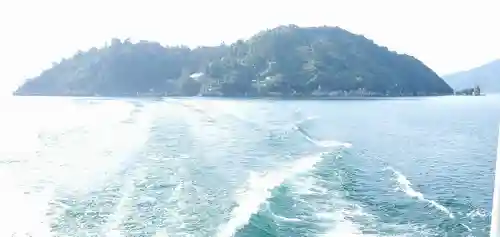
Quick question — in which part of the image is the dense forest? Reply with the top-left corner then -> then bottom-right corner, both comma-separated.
14,25 -> 453,97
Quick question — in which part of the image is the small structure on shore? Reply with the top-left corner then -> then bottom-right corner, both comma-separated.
454,85 -> 481,96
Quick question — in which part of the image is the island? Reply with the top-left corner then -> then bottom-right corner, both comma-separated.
14,25 -> 454,98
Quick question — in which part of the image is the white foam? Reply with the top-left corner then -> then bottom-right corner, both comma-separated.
0,99 -> 154,237
286,164 -> 427,237
38,100 -> 152,194
293,124 -> 352,149
322,218 -> 370,237
295,116 -> 320,126
152,231 -> 171,237
466,208 -> 488,219
460,223 -> 472,232
315,140 -> 353,148
276,155 -> 375,237
215,153 -> 326,237
386,167 -> 455,219
151,180 -> 201,237
0,172 -> 54,237
271,212 -> 303,223
101,175 -> 138,237
306,189 -> 375,237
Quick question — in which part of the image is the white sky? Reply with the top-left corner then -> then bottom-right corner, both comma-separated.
0,0 -> 498,94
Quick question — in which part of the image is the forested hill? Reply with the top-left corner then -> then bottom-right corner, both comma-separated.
14,25 -> 453,97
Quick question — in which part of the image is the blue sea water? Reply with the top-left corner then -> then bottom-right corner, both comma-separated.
0,95 -> 499,237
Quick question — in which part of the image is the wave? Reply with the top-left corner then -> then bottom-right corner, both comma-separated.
101,174 -> 138,237
386,167 -> 455,219
170,99 -> 353,152
269,211 -> 303,223
466,208 -> 488,219
7,100 -> 154,236
289,154 -> 435,237
170,99 -> 323,138
314,140 -> 353,148
215,152 -> 330,237
322,218 -> 373,237
286,164 -> 377,237
459,223 -> 472,232
293,124 -> 352,148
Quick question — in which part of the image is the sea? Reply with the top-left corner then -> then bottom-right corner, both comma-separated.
0,95 -> 499,237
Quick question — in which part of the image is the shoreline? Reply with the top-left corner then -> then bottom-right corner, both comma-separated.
12,93 -> 455,101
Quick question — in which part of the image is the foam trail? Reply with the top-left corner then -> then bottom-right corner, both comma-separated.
294,116 -> 319,127
287,172 -> 377,237
294,125 -> 352,148
322,218 -> 370,237
271,213 -> 302,223
216,153 -> 327,237
386,167 -> 454,219
265,203 -> 302,223
173,100 -> 216,122
152,181 -> 192,237
152,232 -> 171,237
102,177 -> 137,237
275,215 -> 302,223
466,208 -> 488,219
170,98 -> 321,136
0,172 -> 54,237
460,223 -> 472,232
242,115 -> 320,134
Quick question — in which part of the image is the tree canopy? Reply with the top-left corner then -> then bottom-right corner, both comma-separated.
14,25 -> 453,97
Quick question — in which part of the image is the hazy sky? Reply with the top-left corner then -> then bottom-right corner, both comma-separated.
0,0 -> 498,93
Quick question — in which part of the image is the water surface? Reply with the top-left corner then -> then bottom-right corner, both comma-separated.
0,95 -> 498,236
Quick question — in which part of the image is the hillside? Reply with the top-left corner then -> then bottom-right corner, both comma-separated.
14,25 -> 453,97
443,59 -> 500,93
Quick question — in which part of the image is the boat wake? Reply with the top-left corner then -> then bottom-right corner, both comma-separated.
3,97 -> 474,237
293,124 -> 352,148
386,167 -> 455,219
215,152 -> 328,237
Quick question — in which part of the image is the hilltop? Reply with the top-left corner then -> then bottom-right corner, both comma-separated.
14,25 -> 453,97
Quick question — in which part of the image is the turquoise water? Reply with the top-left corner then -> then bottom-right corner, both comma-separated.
0,95 -> 499,236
